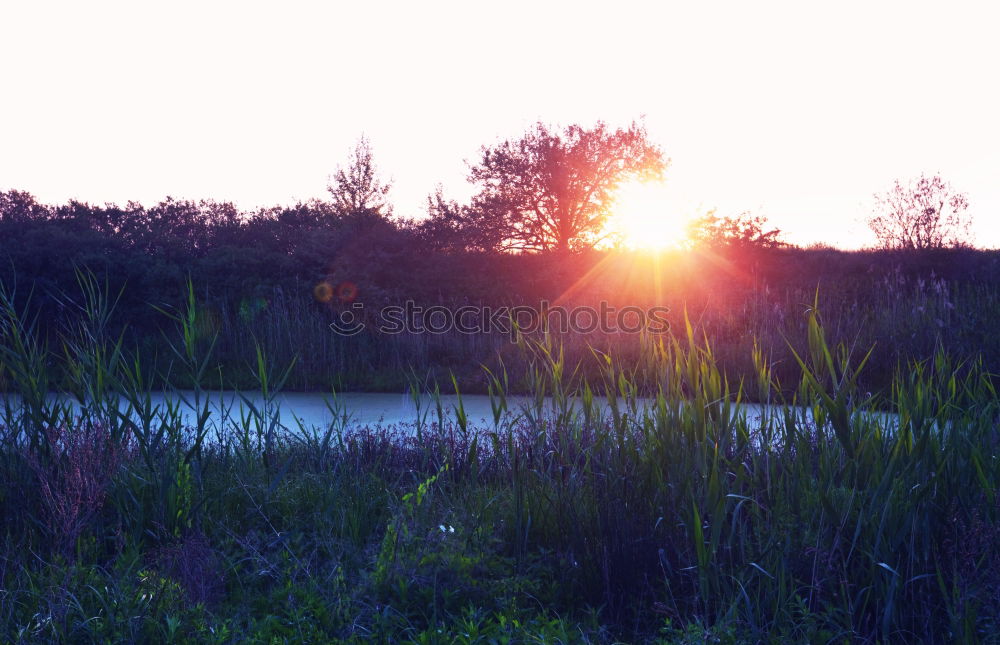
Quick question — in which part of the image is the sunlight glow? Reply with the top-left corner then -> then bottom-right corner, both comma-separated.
611,180 -> 689,250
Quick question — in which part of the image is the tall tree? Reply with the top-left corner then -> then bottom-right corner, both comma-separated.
327,136 -> 393,222
868,173 -> 972,250
465,121 -> 666,253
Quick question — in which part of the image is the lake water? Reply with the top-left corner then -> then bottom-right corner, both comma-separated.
2,390 -> 827,435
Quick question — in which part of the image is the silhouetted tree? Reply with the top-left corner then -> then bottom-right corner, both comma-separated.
327,136 -> 393,224
139,198 -> 214,258
465,121 -> 666,253
868,173 -> 971,250
0,190 -> 49,222
418,185 -> 484,252
686,211 -> 785,249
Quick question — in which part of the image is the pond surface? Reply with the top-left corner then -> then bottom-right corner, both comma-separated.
5,390 -> 824,435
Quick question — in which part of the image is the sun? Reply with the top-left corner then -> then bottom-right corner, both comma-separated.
610,180 -> 689,250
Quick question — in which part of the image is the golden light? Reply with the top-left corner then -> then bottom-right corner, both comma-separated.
611,180 -> 689,250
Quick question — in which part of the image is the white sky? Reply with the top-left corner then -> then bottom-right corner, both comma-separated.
1,0 -> 998,248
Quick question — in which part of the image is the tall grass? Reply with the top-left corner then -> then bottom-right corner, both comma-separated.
164,265 -> 1000,399
0,276 -> 998,642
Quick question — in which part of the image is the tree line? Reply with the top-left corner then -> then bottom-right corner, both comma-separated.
0,120 -> 989,391
2,118 -> 977,270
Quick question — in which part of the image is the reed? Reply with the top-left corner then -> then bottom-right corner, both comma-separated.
0,278 -> 997,643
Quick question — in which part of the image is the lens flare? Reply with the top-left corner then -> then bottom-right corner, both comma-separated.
611,180 -> 689,250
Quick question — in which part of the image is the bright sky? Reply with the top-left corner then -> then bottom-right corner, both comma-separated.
1,0 -> 998,249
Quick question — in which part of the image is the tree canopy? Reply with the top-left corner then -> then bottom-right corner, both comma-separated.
327,136 -> 393,223
463,121 -> 666,253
